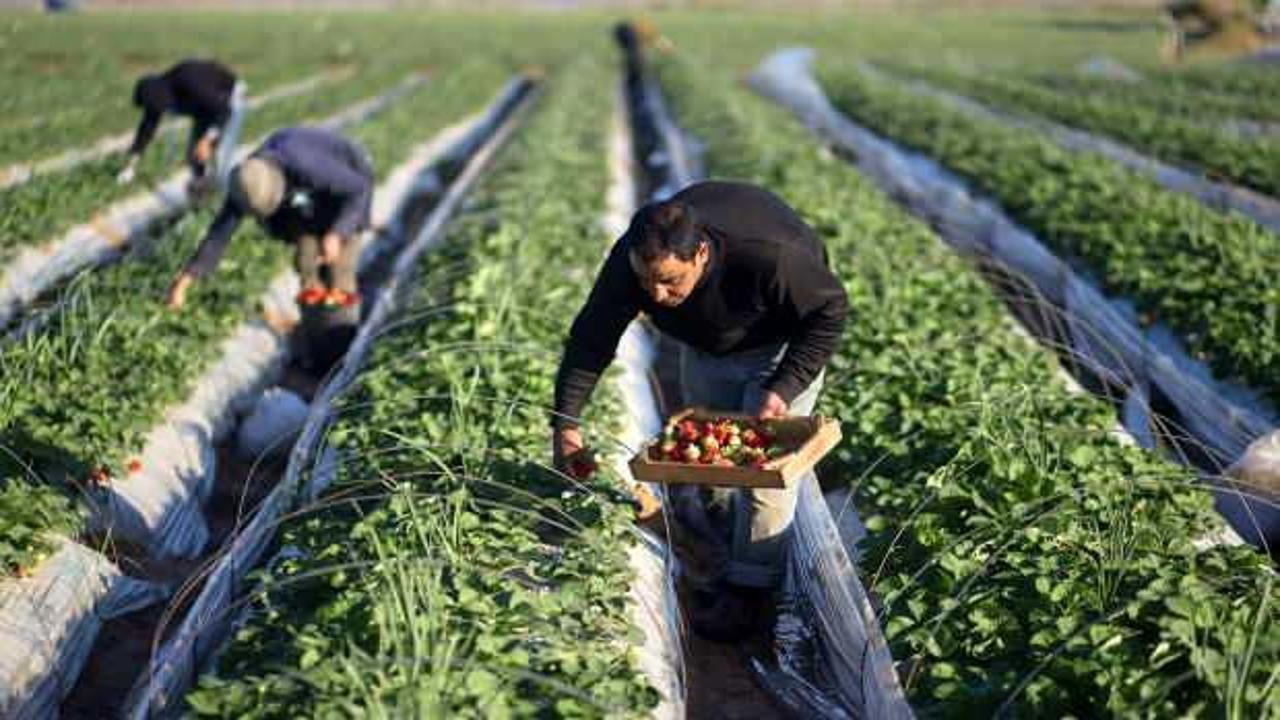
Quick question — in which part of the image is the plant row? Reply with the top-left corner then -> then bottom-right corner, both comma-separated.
884,62 -> 1280,198
658,53 -> 1279,717
0,20 -> 320,167
818,62 -> 1280,412
184,53 -> 658,718
1147,63 -> 1280,104
0,60 -> 507,578
0,13 -> 621,162
1026,71 -> 1280,126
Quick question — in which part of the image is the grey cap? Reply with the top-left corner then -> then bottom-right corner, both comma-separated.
230,157 -> 285,218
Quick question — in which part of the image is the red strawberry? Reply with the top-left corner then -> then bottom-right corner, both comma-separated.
568,453 -> 597,480
678,420 -> 699,443
328,289 -> 361,307
297,287 -> 327,305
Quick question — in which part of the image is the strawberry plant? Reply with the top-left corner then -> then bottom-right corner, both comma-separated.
1146,64 -> 1280,105
186,51 -> 658,717
819,63 -> 1280,411
0,476 -> 83,577
659,52 -> 1279,716
1025,71 -> 1280,126
884,62 -> 1280,197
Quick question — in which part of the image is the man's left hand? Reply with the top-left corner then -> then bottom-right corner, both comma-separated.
756,390 -> 788,419
166,272 -> 195,310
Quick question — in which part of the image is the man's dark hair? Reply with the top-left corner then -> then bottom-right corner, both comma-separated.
624,199 -> 703,262
133,75 -> 171,110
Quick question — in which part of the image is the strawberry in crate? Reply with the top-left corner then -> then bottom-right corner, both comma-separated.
649,416 -> 787,468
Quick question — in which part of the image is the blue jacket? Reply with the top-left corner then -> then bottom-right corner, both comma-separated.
185,127 -> 374,278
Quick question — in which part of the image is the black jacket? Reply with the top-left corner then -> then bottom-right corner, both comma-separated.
184,127 -> 374,278
128,59 -> 237,156
553,181 -> 849,428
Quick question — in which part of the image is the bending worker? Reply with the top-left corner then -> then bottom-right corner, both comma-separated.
165,126 -> 373,313
118,58 -> 245,186
551,181 -> 849,640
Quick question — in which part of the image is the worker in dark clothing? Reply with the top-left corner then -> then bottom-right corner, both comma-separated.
165,126 -> 373,314
118,59 -> 245,186
551,181 -> 849,641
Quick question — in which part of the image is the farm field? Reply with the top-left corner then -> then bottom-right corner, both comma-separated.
0,5 -> 1277,719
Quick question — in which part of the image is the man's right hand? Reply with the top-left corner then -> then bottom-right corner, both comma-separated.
552,426 -> 586,474
193,134 -> 217,166
165,272 -> 195,310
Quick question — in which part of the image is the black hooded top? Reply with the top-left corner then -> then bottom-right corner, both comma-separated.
128,59 -> 237,156
552,181 -> 849,429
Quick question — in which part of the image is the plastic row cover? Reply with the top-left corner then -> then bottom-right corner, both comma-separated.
748,48 -> 1279,549
123,78 -> 535,719
0,539 -> 166,719
606,77 -> 687,718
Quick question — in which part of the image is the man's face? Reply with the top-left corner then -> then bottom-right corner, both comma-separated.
629,243 -> 709,308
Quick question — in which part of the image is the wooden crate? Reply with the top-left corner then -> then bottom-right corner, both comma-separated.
628,407 -> 842,489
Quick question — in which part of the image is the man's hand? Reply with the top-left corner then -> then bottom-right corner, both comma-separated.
756,390 -> 789,419
116,156 -> 139,185
553,426 -> 596,478
193,134 -> 217,165
166,272 -> 195,310
552,425 -> 586,471
320,232 -> 344,265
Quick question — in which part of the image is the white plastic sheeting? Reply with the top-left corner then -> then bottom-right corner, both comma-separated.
1222,430 -> 1280,550
605,82 -> 685,720
1074,56 -> 1143,82
123,77 -> 535,719
749,48 -> 1278,548
0,539 -> 166,719
763,477 -> 913,719
235,387 -> 309,462
862,62 -> 1280,233
0,73 -> 428,336
0,69 -> 345,192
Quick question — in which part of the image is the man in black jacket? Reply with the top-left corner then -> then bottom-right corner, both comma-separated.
165,126 -> 373,312
551,181 -> 849,639
117,59 -> 245,186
